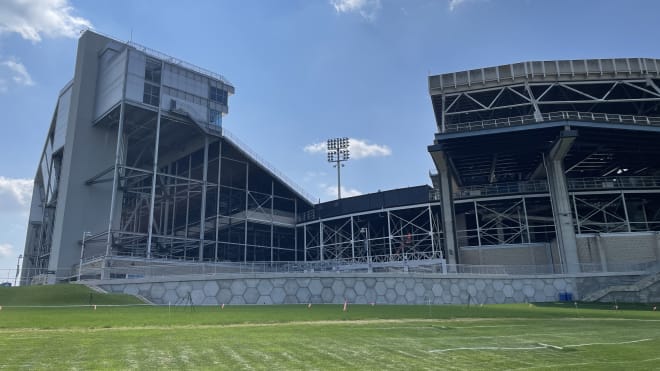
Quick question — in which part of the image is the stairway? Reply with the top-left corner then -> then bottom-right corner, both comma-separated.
582,271 -> 660,302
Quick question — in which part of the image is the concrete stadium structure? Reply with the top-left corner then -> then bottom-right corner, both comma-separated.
22,31 -> 660,303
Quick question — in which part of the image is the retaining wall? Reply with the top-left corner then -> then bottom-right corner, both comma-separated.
91,273 -> 597,305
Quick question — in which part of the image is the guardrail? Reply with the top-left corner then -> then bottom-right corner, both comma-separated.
436,176 -> 660,200
8,259 -> 660,285
444,111 -> 660,133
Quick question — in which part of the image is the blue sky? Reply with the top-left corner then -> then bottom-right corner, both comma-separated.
1,0 -> 659,277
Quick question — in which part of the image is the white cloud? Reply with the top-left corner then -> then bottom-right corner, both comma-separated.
324,185 -> 362,198
0,0 -> 92,42
304,138 -> 392,159
448,0 -> 467,11
330,0 -> 381,20
0,59 -> 34,89
0,176 -> 33,213
0,243 -> 13,258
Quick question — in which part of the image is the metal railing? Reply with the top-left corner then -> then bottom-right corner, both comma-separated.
444,111 -> 660,133
8,259 -> 660,285
437,176 -> 660,200
568,176 -> 660,191
127,42 -> 232,87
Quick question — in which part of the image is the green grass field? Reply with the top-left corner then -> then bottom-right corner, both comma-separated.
1,285 -> 659,370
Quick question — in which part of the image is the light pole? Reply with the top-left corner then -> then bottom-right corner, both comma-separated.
14,254 -> 22,286
327,137 -> 350,199
360,227 -> 371,273
78,231 -> 92,282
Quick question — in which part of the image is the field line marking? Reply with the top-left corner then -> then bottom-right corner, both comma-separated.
429,338 -> 654,354
429,345 -> 547,353
563,338 -> 652,348
537,343 -> 563,350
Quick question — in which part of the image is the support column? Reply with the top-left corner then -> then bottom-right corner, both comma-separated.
544,129 -> 580,273
199,137 -> 209,261
214,140 -> 222,261
270,181 -> 274,263
244,162 -> 249,263
319,222 -> 324,262
146,108 -> 162,259
387,210 -> 393,258
428,206 -> 435,255
430,150 -> 458,269
350,216 -> 355,260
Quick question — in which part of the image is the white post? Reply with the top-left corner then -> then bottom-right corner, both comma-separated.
78,231 -> 91,282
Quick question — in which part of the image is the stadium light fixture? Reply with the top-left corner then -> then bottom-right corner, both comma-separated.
327,137 -> 350,199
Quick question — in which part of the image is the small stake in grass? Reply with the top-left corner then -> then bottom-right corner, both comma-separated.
653,306 -> 656,311
221,303 -> 225,309
343,299 -> 348,312
93,305 -> 97,311
307,303 -> 312,309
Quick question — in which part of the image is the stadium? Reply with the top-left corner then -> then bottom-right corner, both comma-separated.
20,30 -> 660,305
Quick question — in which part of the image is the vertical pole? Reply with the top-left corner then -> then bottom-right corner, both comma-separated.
336,151 -> 341,199
320,221 -> 324,261
294,199 -> 298,262
474,200 -> 482,246
105,102 -> 125,259
572,194 -> 581,234
387,210 -> 393,258
270,181 -> 274,263
621,192 -> 631,232
215,139 -> 222,261
146,106 -> 162,259
303,224 -> 307,262
183,155 -> 191,260
350,216 -> 355,261
522,197 -> 531,243
199,137 -> 209,261
428,205 -> 435,255
244,161 -> 249,263
170,162 -> 177,253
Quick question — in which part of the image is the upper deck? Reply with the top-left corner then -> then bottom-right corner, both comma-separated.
428,58 -> 660,133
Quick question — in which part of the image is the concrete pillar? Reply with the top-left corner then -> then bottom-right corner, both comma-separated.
430,150 -> 458,270
544,130 -> 580,273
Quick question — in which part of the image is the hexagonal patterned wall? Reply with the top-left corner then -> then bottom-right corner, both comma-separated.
97,273 -> 581,305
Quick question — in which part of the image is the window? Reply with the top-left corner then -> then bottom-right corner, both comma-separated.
210,109 -> 222,126
209,86 -> 227,105
143,83 -> 160,107
145,57 -> 161,84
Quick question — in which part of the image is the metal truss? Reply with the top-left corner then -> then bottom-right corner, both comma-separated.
438,77 -> 660,130
301,204 -> 444,263
572,193 -> 630,234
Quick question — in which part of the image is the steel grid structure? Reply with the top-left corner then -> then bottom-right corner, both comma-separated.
429,58 -> 660,273
21,31 -> 314,284
20,33 -> 660,285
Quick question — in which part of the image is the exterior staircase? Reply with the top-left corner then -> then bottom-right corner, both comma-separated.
582,271 -> 660,303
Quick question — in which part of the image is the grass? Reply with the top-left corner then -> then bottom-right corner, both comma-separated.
0,285 -> 659,369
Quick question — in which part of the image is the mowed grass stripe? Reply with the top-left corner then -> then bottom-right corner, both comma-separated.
0,317 -> 658,369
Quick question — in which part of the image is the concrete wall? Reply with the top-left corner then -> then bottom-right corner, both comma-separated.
576,232 -> 660,270
96,273 -> 579,305
459,243 -> 553,266
49,32 -> 121,276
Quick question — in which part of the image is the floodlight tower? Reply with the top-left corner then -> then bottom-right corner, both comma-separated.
327,137 -> 350,199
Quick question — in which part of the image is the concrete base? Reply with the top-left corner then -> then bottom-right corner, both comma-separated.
83,272 -> 638,306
